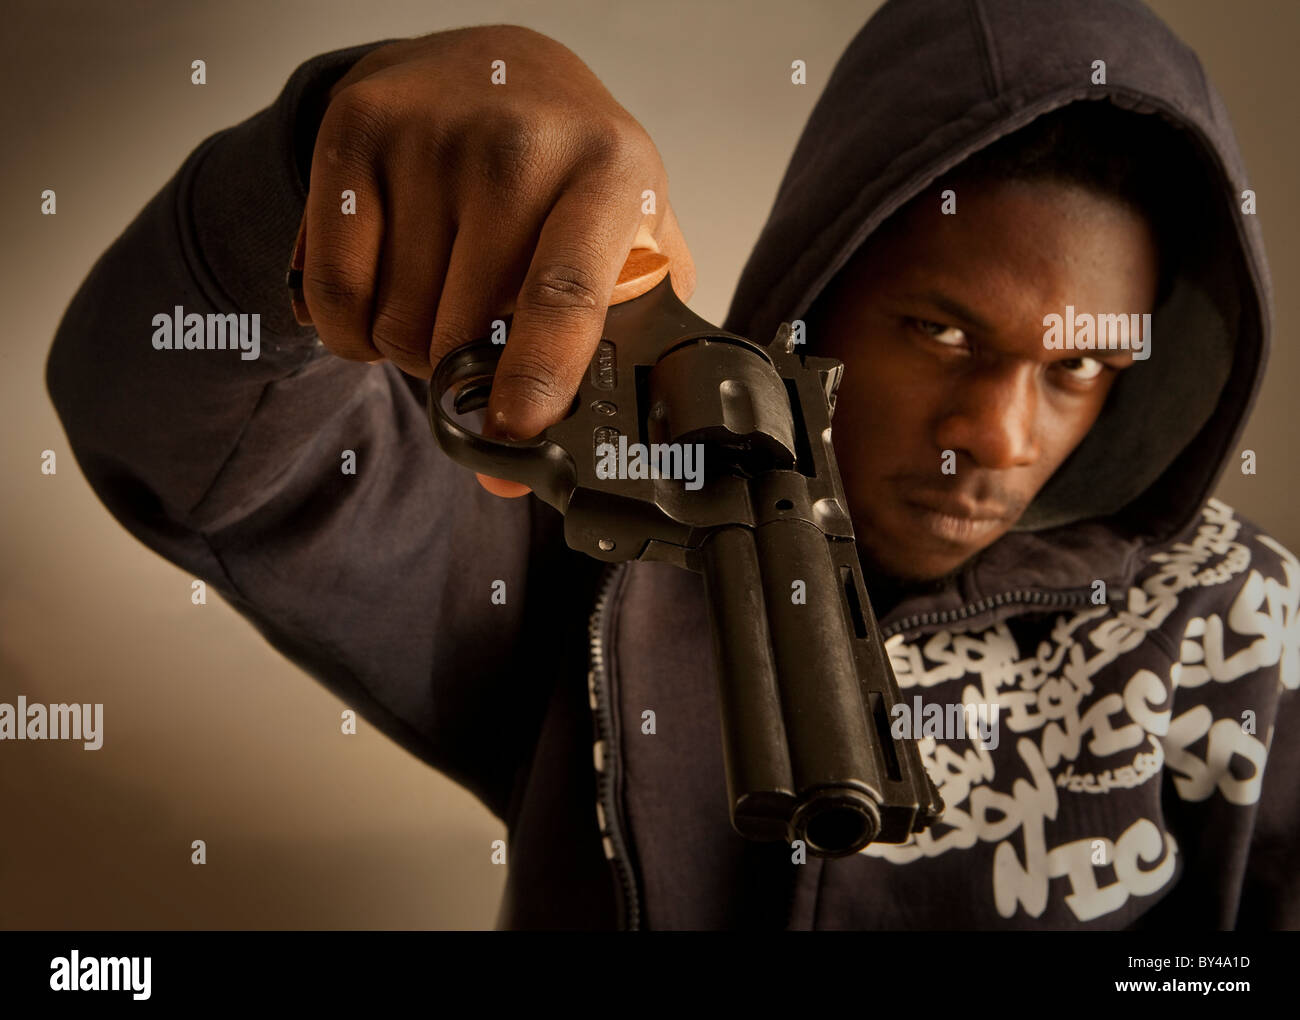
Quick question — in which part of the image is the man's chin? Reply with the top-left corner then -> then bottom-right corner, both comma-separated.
855,535 -> 978,586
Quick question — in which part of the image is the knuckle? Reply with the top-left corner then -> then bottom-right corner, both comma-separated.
600,120 -> 654,165
322,82 -> 392,159
497,354 -> 567,412
519,261 -> 604,313
370,303 -> 429,357
303,265 -> 370,316
584,119 -> 656,179
475,111 -> 551,190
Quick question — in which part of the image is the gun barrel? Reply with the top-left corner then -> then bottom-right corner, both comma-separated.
700,518 -> 885,856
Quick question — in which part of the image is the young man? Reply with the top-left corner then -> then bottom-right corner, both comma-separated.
46,0 -> 1294,929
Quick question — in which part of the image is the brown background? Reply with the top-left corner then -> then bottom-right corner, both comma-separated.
2,0 -> 1296,929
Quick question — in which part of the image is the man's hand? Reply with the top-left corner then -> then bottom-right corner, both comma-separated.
300,25 -> 696,497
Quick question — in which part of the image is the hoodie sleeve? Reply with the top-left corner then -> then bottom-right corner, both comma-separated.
44,39 -> 556,819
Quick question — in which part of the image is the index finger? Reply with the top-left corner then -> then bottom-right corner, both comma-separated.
484,179 -> 649,448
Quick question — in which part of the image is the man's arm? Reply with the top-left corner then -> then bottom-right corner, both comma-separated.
44,40 -> 546,816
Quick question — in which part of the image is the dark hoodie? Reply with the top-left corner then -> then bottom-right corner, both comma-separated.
45,0 -> 1297,930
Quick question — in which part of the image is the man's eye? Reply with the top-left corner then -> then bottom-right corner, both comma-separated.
910,318 -> 967,348
1058,357 -> 1105,381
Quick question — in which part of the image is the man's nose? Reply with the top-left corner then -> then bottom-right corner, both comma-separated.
933,363 -> 1040,470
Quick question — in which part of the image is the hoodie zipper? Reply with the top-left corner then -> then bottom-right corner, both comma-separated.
587,574 -> 1091,931
586,560 -> 642,931
879,588 -> 1094,639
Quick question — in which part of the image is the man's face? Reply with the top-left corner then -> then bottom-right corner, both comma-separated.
816,177 -> 1159,582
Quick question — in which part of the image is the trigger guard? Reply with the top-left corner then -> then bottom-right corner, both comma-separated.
428,339 -> 573,511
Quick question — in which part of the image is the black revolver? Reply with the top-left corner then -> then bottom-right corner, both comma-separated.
423,263 -> 944,858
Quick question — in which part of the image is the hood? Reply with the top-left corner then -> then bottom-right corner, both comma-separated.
723,0 -> 1271,581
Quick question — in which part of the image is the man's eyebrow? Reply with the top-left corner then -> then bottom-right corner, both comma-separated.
900,291 -> 996,333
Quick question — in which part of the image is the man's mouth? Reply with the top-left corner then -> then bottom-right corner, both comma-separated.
903,491 -> 1010,544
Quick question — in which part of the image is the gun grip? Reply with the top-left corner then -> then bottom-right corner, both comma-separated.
610,225 -> 671,306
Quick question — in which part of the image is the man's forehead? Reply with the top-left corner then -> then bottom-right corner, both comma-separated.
822,180 -> 1159,327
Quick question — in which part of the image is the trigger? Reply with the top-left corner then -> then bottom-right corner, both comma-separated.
453,379 -> 493,415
